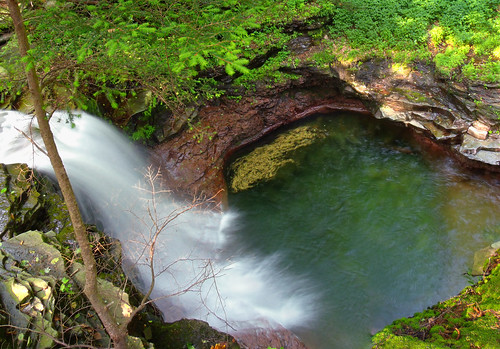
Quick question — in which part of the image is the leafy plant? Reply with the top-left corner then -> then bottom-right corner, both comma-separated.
321,0 -> 499,82
59,277 -> 75,294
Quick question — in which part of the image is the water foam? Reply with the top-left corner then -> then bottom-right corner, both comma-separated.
0,110 -> 313,334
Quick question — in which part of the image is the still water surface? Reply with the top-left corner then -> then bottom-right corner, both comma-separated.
226,113 -> 500,348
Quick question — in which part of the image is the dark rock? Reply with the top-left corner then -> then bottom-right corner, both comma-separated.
0,163 -> 72,240
149,318 -> 240,349
287,35 -> 313,54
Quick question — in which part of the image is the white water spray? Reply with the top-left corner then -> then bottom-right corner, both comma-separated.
0,110 -> 314,335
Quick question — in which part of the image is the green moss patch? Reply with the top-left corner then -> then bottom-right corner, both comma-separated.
373,252 -> 500,348
228,125 -> 327,192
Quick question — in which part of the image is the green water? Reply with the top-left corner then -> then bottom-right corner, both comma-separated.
226,113 -> 500,349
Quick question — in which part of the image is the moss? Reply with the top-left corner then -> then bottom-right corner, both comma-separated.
373,328 -> 447,348
149,319 -> 239,349
392,87 -> 430,104
372,254 -> 500,348
228,125 -> 327,192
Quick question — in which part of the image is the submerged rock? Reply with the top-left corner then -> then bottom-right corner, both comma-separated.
472,241 -> 500,276
228,124 -> 327,192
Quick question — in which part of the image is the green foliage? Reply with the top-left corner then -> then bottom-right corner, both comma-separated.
1,0 -> 499,126
323,0 -> 500,81
59,277 -> 75,294
435,45 -> 471,76
132,124 -> 156,142
234,49 -> 300,88
1,0 -> 268,112
373,258 -> 500,348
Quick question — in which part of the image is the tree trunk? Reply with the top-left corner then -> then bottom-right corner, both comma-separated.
6,1 -> 128,347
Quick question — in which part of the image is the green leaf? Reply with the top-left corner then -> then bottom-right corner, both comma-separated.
1,188 -> 7,194
50,257 -> 60,265
172,62 -> 185,73
138,25 -> 157,34
225,63 -> 235,76
92,19 -> 104,29
76,47 -> 88,63
105,40 -> 119,57
25,61 -> 34,73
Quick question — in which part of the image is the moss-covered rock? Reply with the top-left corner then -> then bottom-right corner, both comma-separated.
0,161 -> 78,250
372,252 -> 500,348
148,318 -> 239,349
0,232 -> 60,349
0,163 -> 73,241
228,124 -> 327,192
1,164 -> 47,238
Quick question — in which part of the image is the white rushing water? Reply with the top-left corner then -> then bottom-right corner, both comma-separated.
0,110 -> 314,335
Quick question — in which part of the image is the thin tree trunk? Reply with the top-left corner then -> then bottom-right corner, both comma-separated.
6,1 -> 127,347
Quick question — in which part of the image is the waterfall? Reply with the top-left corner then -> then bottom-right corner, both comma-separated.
0,110 -> 314,335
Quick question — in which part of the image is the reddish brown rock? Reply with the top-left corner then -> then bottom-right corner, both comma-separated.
152,71 -> 370,201
152,61 -> 500,202
233,325 -> 308,349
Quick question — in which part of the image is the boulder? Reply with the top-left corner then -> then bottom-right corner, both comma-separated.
1,230 -> 66,279
459,134 -> 500,166
0,232 -> 60,349
0,163 -> 73,240
472,241 -> 500,275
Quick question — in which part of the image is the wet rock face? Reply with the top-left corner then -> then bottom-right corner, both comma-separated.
0,164 -> 72,239
234,325 -> 308,349
153,69 -> 370,200
153,60 -> 499,200
334,59 -> 500,168
1,164 -> 46,238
